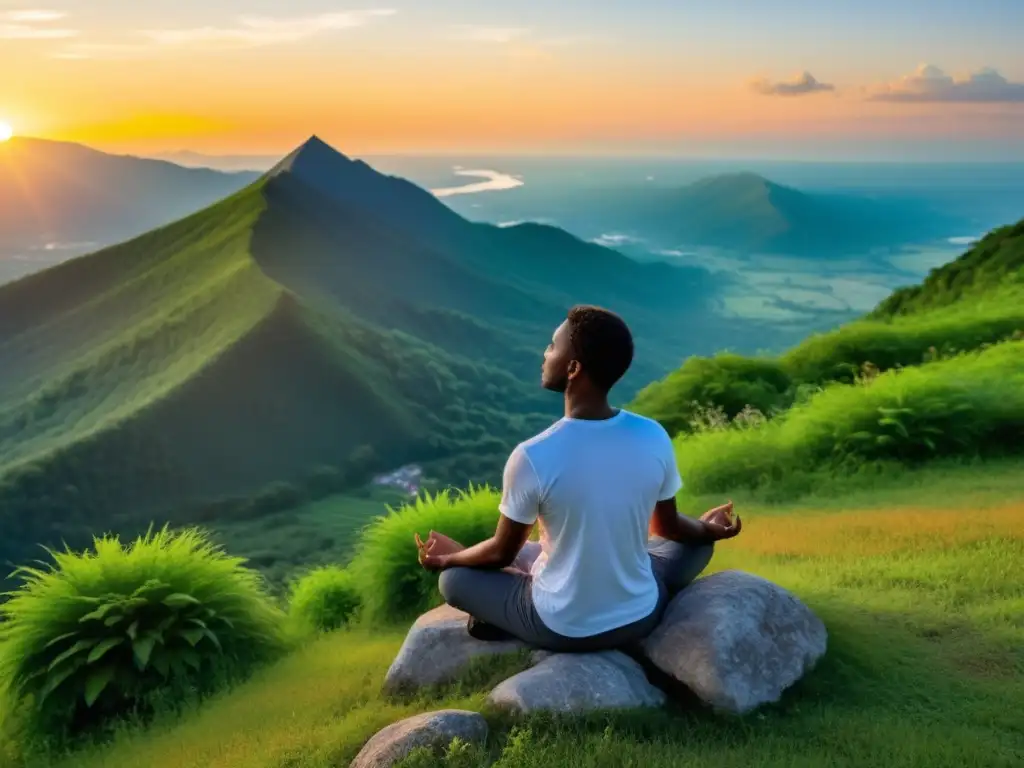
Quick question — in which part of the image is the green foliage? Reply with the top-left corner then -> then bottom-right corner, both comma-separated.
631,353 -> 792,436
780,306 -> 1024,385
288,566 -> 361,632
0,526 -> 287,742
347,488 -> 502,625
394,737 -> 489,768
675,340 -> 1024,493
873,218 -> 1024,317
632,219 -> 1024,440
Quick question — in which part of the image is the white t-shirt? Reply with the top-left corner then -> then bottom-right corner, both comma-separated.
498,409 -> 683,638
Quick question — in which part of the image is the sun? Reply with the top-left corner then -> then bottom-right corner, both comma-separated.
0,122 -> 13,142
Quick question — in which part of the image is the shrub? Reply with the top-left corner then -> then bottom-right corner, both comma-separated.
288,566 -> 361,632
348,487 -> 501,625
0,525 -> 287,742
781,307 -> 1024,385
630,353 -> 792,437
676,340 -> 1024,494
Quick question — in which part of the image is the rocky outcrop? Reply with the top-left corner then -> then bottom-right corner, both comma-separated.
383,571 -> 827,717
488,650 -> 666,714
639,570 -> 828,714
382,605 -> 527,695
350,710 -> 488,768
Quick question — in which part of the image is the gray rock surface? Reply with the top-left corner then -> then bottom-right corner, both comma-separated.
383,605 -> 527,695
488,650 -> 666,714
350,709 -> 487,768
640,570 -> 827,714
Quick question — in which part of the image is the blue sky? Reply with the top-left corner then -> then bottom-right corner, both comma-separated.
3,0 -> 1023,157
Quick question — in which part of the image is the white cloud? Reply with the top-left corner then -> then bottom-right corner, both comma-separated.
4,9 -> 65,22
871,64 -> 1024,103
593,233 -> 644,247
1,7 -> 75,38
450,25 -> 528,44
142,9 -> 396,48
752,71 -> 835,96
0,24 -> 76,39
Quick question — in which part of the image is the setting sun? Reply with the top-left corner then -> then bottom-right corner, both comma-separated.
0,122 -> 13,142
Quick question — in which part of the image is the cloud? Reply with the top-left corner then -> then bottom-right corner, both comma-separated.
5,9 -> 65,22
752,71 -> 835,96
1,7 -> 75,38
141,9 -> 396,48
870,64 -> 1024,103
450,25 -> 528,44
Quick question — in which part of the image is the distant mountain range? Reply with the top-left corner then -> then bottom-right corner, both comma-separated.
543,172 -> 969,259
0,137 -> 258,280
0,135 -> 753,577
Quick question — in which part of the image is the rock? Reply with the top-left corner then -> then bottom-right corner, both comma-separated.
488,650 -> 665,714
350,709 -> 488,768
383,605 -> 528,695
639,570 -> 827,714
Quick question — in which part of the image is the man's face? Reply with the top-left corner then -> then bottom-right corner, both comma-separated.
541,320 -> 575,392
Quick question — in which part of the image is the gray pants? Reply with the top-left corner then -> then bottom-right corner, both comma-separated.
438,537 -> 714,653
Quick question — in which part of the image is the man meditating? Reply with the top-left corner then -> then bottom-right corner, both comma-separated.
416,305 -> 742,652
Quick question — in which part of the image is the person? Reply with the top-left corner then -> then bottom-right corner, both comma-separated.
416,305 -> 742,652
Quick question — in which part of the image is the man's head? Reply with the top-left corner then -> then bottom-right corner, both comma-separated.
541,305 -> 634,395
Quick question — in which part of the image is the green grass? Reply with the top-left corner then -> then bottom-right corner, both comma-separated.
673,339 -> 1024,494
873,218 -> 1024,317
4,460 -> 1021,768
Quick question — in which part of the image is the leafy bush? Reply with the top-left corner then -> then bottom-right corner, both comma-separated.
347,488 -> 501,625
288,566 -> 361,632
0,526 -> 287,742
675,340 -> 1024,494
630,353 -> 792,437
781,308 -> 1024,385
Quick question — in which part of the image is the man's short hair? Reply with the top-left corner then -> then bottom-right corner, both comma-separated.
566,305 -> 634,392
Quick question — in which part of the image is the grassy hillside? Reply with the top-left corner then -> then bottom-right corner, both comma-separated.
3,462 -> 1021,768
872,218 -> 1024,317
0,137 -> 747,587
632,216 -> 1024,438
0,174 -> 558,584
3,205 -> 1024,765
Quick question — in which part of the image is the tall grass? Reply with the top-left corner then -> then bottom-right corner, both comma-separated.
13,473 -> 1023,768
0,526 -> 288,746
675,340 -> 1024,494
347,488 -> 502,626
288,567 -> 361,632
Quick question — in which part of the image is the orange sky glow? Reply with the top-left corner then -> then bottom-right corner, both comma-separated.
3,2 -> 1023,158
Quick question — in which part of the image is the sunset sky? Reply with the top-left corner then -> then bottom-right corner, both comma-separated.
3,0 -> 1024,159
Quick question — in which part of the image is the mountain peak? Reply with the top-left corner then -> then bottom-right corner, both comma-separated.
688,171 -> 777,193
270,135 -> 354,178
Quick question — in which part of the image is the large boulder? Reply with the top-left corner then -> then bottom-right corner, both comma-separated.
488,650 -> 665,714
383,605 -> 528,695
350,709 -> 488,768
639,570 -> 827,714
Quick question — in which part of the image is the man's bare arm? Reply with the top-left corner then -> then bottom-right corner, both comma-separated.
427,515 -> 533,571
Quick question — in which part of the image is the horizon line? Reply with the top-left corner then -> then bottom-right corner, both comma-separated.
8,134 -> 1024,167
